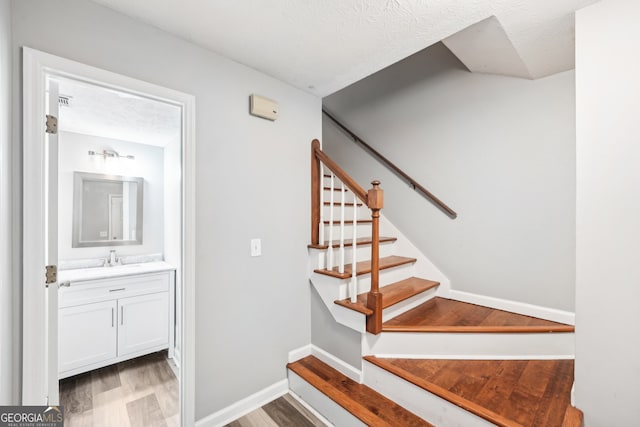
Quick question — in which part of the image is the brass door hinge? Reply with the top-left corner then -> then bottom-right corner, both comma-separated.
45,265 -> 57,287
45,115 -> 58,134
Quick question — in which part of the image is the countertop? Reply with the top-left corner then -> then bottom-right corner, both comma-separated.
59,261 -> 176,283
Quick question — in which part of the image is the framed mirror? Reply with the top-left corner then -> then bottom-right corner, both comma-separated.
72,172 -> 144,247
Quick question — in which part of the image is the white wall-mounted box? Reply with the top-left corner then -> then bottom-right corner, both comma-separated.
250,94 -> 279,121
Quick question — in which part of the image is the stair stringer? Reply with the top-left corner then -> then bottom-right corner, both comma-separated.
379,214 -> 451,296
310,272 -> 367,333
309,262 -> 419,333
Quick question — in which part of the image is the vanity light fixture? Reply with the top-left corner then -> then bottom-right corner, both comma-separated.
88,150 -> 135,160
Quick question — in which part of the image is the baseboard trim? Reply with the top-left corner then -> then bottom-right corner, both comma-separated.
195,379 -> 289,427
369,353 -> 575,360
288,344 -> 312,363
173,347 -> 181,370
449,290 -> 575,325
287,343 -> 363,383
311,345 -> 362,383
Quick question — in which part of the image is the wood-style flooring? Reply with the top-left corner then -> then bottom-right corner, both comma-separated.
383,297 -> 575,333
60,351 -> 178,427
365,356 -> 575,427
225,393 -> 326,427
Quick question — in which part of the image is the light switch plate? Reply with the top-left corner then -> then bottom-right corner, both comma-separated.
250,238 -> 262,257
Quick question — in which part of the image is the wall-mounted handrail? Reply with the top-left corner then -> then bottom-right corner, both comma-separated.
322,109 -> 457,219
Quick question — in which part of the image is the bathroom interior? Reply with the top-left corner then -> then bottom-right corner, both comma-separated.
54,76 -> 183,425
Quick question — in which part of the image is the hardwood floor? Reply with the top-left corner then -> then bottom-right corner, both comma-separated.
225,394 -> 326,427
60,351 -> 178,427
365,356 -> 575,427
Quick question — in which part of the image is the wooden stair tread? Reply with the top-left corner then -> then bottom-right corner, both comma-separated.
364,356 -> 575,427
288,356 -> 432,427
323,186 -> 348,192
308,236 -> 397,250
562,406 -> 584,427
323,201 -> 363,207
334,277 -> 440,315
314,255 -> 416,279
323,219 -> 372,224
382,297 -> 575,333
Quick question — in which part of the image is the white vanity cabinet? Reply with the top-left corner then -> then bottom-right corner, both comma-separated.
59,300 -> 118,373
58,268 -> 175,379
117,292 -> 169,357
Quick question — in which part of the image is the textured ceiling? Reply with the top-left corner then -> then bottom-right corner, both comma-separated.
58,77 -> 181,146
90,0 -> 599,96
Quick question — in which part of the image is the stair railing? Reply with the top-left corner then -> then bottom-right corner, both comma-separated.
323,109 -> 457,219
311,139 -> 384,334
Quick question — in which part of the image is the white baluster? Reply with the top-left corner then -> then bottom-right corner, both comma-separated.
318,163 -> 325,269
327,173 -> 335,271
339,182 -> 345,274
350,193 -> 358,303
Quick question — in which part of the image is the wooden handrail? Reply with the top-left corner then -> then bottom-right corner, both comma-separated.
311,139 -> 384,334
313,143 -> 368,203
322,109 -> 457,219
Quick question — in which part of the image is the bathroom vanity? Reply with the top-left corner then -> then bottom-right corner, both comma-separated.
57,261 -> 175,379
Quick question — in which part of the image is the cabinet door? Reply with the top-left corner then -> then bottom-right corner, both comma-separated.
59,300 -> 117,374
117,292 -> 169,357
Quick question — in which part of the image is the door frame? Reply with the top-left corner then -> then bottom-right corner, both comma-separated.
22,47 -> 196,426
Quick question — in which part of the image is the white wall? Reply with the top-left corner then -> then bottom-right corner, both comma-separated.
58,131 -> 164,261
10,0 -> 320,418
323,43 -> 576,311
0,0 -> 15,405
575,1 -> 640,424
310,287 -> 362,368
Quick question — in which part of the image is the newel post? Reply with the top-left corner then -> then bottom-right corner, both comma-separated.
366,180 -> 384,334
311,139 -> 321,245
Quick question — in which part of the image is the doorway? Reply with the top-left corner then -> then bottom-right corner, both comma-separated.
22,48 -> 195,425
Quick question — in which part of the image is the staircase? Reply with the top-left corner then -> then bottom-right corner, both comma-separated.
288,140 -> 581,426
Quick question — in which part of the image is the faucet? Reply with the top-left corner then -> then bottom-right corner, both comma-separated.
107,249 -> 119,267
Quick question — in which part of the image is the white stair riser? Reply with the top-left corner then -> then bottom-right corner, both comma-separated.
363,331 -> 575,359
310,263 -> 417,298
289,370 -> 367,427
322,223 -> 374,240
311,244 -> 395,269
363,360 -> 494,427
321,205 -> 368,220
321,189 -> 364,209
351,265 -> 418,294
382,287 -> 439,323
